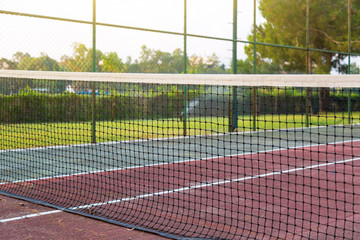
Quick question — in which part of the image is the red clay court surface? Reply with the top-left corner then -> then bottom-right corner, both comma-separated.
0,194 -> 168,240
1,140 -> 360,239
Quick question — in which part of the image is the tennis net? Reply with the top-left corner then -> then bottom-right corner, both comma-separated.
0,70 -> 360,239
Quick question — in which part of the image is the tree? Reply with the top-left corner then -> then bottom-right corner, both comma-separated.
245,0 -> 360,111
135,45 -> 226,74
17,53 -> 59,71
137,45 -> 184,73
13,53 -> 61,91
350,62 -> 360,74
0,58 -> 17,69
235,58 -> 282,74
100,52 -> 126,73
60,43 -> 102,72
247,0 -> 360,73
187,53 -> 226,74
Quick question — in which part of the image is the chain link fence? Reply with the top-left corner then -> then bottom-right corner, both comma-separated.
1,0 -> 359,133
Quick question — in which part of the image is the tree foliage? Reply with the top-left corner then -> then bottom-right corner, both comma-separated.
188,53 -> 226,74
101,52 -> 126,73
245,0 -> 360,74
0,57 -> 17,70
0,42 -> 226,74
60,43 -> 102,72
235,58 -> 282,74
7,52 -> 60,71
135,45 -> 184,73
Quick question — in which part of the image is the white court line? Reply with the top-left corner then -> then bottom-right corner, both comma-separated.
1,139 -> 359,186
73,156 -> 360,210
1,122 -> 358,154
2,156 -> 358,223
0,210 -> 61,223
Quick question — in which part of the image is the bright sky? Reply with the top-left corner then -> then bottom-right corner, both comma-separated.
0,0 -> 265,66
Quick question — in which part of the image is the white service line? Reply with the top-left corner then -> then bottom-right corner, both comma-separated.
0,210 -> 62,223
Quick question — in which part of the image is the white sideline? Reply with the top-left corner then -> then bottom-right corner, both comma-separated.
1,139 -> 358,186
1,156 -> 359,223
1,122 -> 358,154
0,210 -> 61,223
73,157 -> 360,209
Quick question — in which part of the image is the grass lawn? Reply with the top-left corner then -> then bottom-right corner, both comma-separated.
1,112 -> 359,150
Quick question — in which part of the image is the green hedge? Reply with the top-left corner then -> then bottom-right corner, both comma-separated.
0,90 -> 359,124
0,91 -> 190,123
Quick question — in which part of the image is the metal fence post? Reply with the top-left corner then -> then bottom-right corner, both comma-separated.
183,0 -> 188,136
348,0 -> 352,124
230,0 -> 238,132
252,0 -> 257,131
305,0 -> 310,128
91,0 -> 97,144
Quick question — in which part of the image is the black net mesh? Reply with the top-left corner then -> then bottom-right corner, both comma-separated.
0,72 -> 360,239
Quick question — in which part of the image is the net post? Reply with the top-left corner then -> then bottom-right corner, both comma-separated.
111,83 -> 115,121
183,0 -> 187,137
229,98 -> 233,132
230,0 -> 238,132
347,0 -> 352,124
183,85 -> 187,136
91,0 -> 97,144
348,88 -> 351,124
252,87 -> 256,131
305,88 -> 310,127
